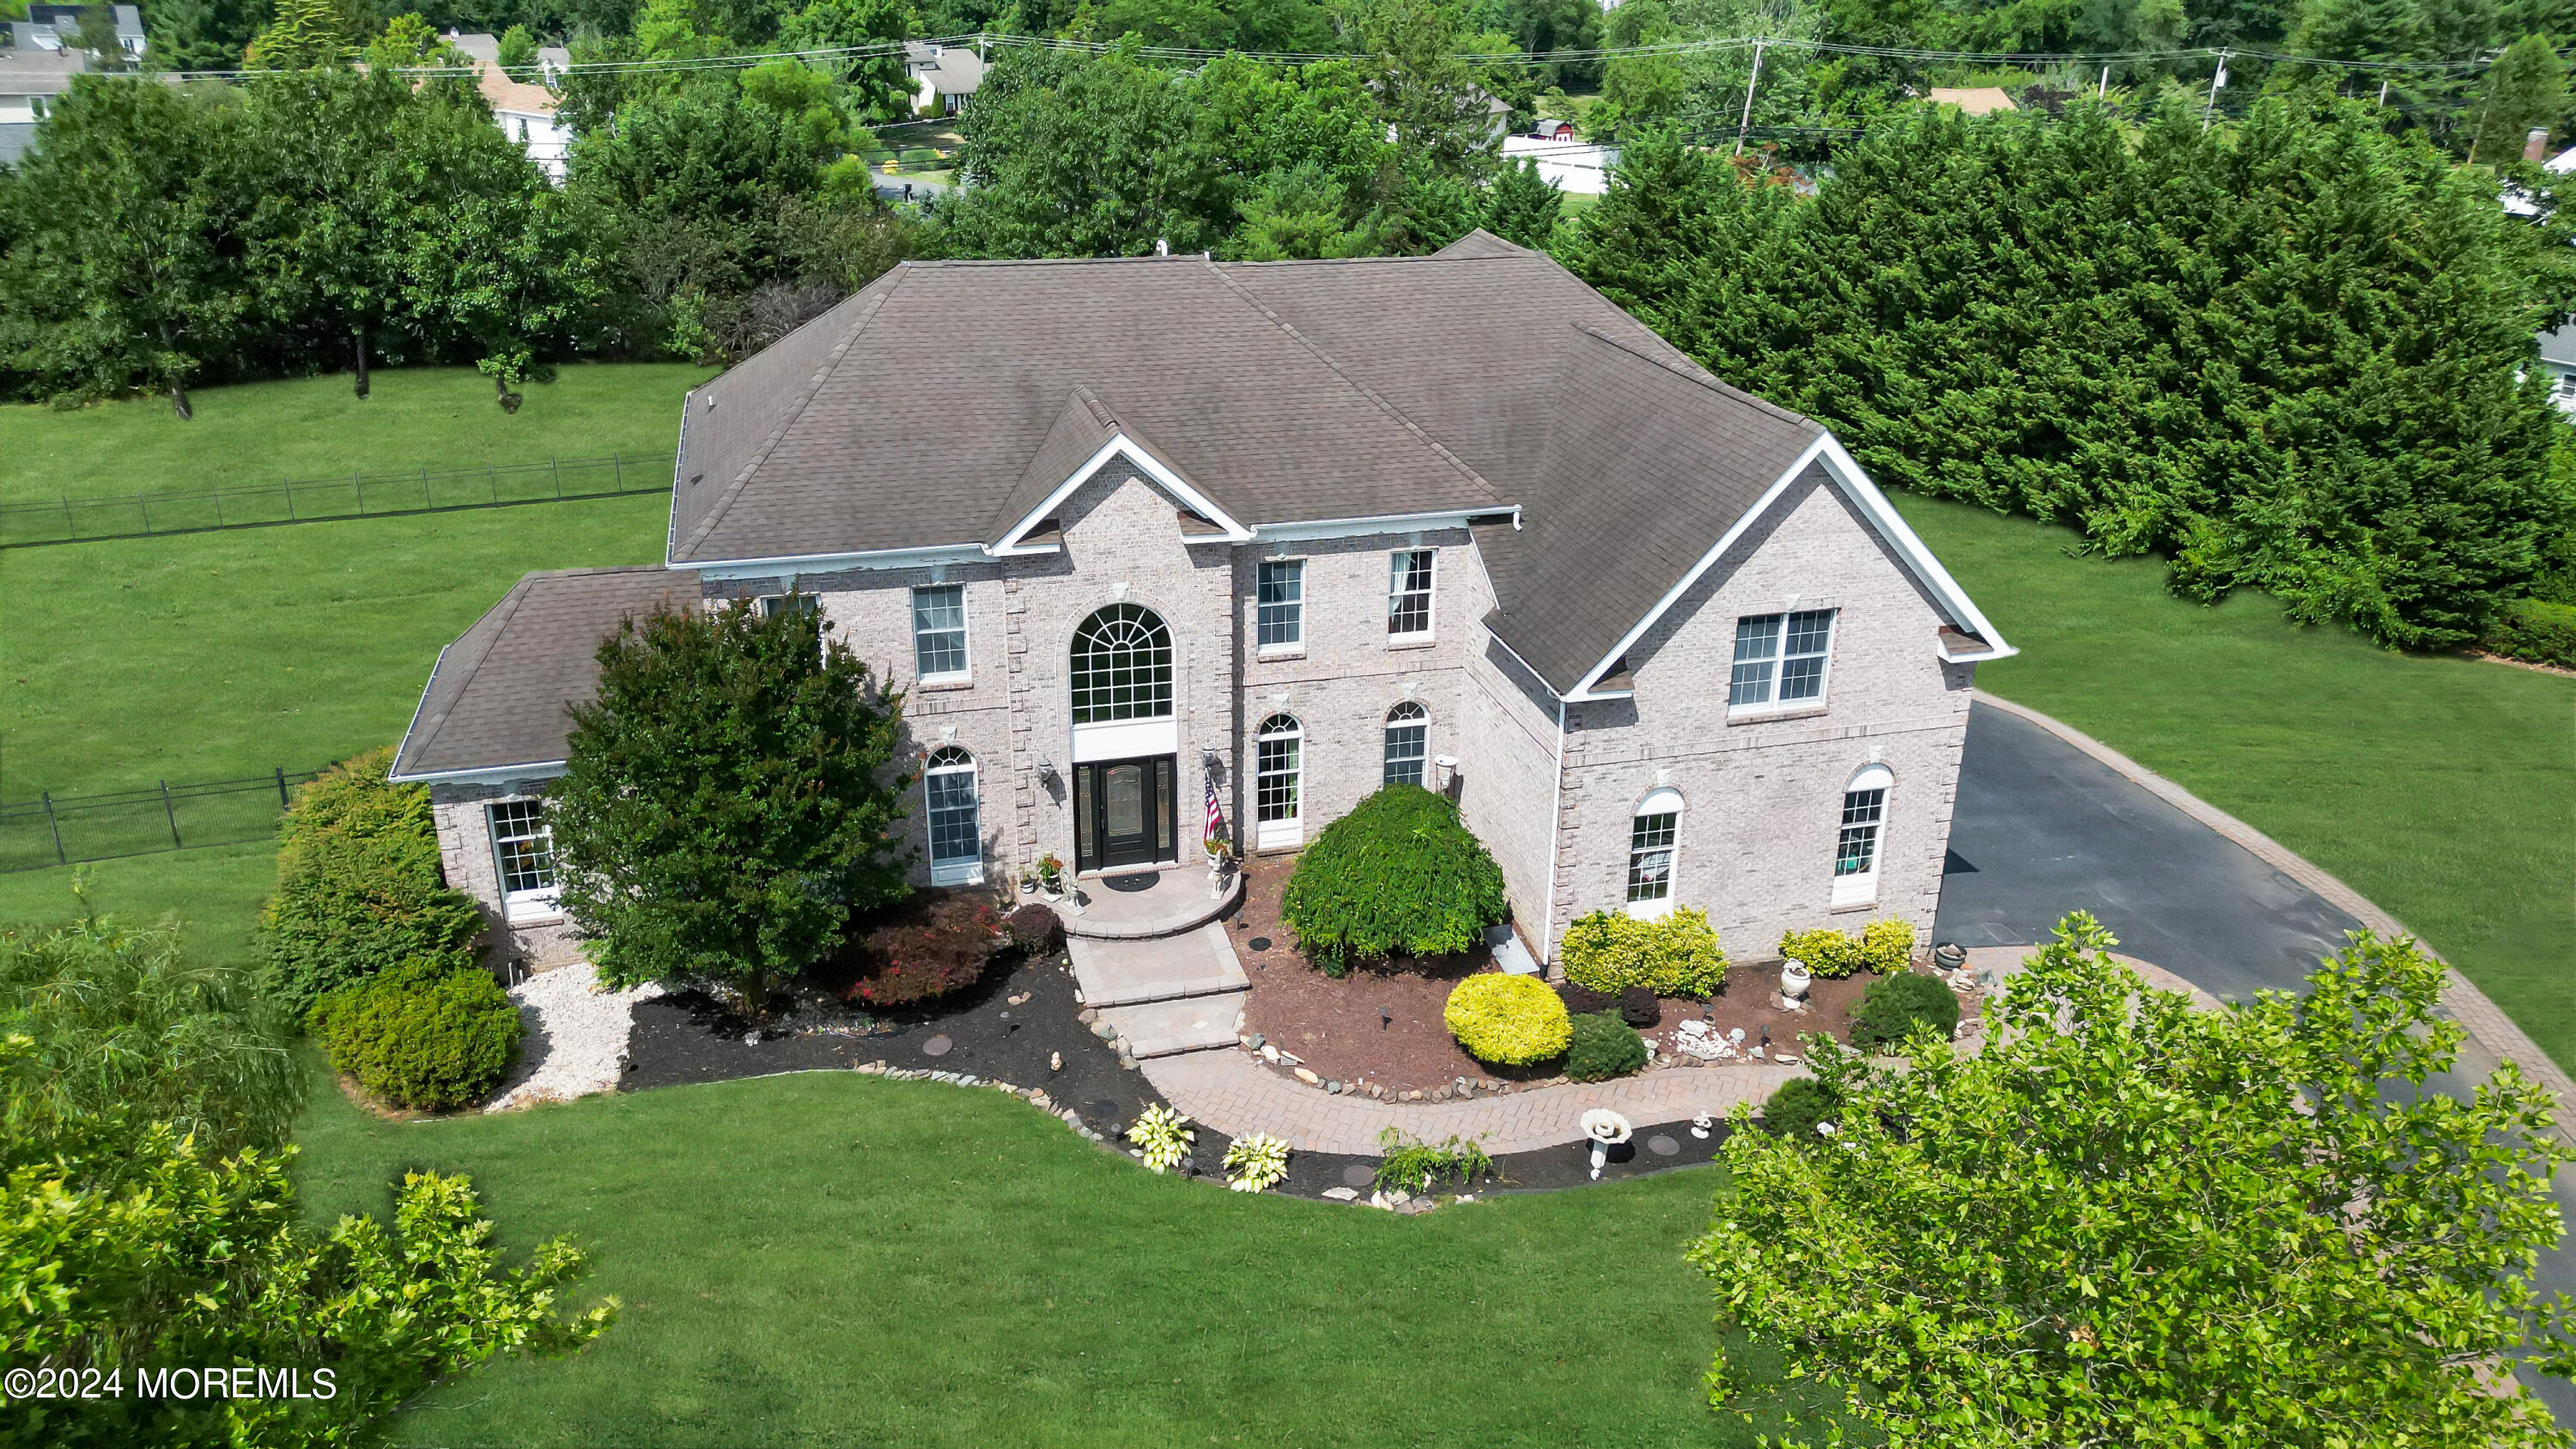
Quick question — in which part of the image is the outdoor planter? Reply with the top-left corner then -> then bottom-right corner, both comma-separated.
1780,959 -> 1813,1005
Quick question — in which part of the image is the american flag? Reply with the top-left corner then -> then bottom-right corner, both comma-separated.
1205,777 -> 1229,849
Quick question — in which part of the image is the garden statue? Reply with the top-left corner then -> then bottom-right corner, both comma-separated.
1581,1108 -> 1632,1180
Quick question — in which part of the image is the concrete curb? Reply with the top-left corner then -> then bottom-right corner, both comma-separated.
1974,691 -> 2576,1133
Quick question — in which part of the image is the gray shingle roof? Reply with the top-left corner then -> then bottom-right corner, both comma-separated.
2541,323 -> 2576,369
391,566 -> 702,780
666,230 -> 1870,697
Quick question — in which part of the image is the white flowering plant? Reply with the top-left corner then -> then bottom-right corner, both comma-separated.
1222,1132 -> 1290,1192
1126,1104 -> 1194,1172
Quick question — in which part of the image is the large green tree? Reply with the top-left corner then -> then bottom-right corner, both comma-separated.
1697,916 -> 2576,1446
549,601 -> 914,1018
2472,32 -> 2570,161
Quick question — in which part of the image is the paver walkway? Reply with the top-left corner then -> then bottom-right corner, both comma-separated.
1069,922 -> 1247,1007
1142,1051 -> 1799,1155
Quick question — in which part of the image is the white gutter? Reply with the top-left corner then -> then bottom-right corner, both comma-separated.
1538,698 -> 1567,967
386,758 -> 568,787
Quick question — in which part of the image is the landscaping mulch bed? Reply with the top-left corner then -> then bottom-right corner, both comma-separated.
1229,852 -> 1881,1094
1177,1117 -> 1739,1207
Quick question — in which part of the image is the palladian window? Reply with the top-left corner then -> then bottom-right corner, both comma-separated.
1070,604 -> 1173,723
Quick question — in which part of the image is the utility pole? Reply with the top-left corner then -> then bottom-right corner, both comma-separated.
1735,39 -> 1767,156
2202,49 -> 2228,130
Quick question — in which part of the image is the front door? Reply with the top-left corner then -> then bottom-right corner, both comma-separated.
1074,755 -> 1176,872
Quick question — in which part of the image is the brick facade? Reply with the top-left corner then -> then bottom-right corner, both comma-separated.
429,780 -> 584,970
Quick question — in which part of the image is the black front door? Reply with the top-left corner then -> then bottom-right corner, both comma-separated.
1074,755 -> 1175,872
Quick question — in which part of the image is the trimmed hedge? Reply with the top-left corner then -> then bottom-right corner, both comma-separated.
1566,1012 -> 1647,1081
259,749 -> 485,1023
1443,973 -> 1571,1065
1763,1076 -> 1841,1140
1778,917 -> 1916,981
1006,903 -> 1065,957
1560,907 -> 1726,997
1281,785 -> 1508,969
1850,971 -> 1962,1051
2485,597 -> 2576,669
312,956 -> 522,1111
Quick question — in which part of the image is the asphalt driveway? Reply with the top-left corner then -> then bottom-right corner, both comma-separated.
1943,697 -> 2574,1421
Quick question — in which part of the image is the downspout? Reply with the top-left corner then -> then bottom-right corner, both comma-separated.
1539,699 -> 1567,966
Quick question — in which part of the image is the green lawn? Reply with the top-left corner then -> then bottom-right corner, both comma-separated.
0,843 -> 278,971
0,494 -> 671,801
1894,493 -> 2576,1071
0,364 -> 712,507
292,1066 -> 1801,1449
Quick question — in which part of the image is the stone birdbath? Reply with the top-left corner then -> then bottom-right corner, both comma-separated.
1581,1108 -> 1633,1180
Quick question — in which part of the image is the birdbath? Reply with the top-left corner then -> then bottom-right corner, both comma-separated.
1580,1108 -> 1633,1180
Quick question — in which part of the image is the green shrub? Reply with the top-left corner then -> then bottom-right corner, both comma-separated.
1443,972 -> 1571,1065
312,957 -> 522,1111
1763,1076 -> 1841,1140
1850,971 -> 1962,1051
1566,1012 -> 1648,1082
1005,903 -> 1065,957
1281,785 -> 1508,967
1374,1126 -> 1494,1193
1560,907 -> 1726,996
1778,918 -> 1917,980
898,147 -> 939,167
2485,597 -> 2576,669
259,749 -> 485,1023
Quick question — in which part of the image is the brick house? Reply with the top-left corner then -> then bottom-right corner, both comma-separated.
389,230 -> 2012,971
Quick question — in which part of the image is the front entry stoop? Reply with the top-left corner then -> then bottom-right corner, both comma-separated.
1068,922 -> 1249,1008
1094,989 -> 1248,1059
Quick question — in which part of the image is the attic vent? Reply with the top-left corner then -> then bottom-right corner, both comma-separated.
1020,517 -> 1066,547
688,472 -> 704,487
702,394 -> 717,411
1596,655 -> 1636,691
1176,508 -> 1227,538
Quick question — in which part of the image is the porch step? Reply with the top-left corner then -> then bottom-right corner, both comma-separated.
1094,989 -> 1249,1059
1060,869 -> 1245,941
1068,923 -> 1250,1008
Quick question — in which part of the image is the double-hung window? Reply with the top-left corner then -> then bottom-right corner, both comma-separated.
924,746 -> 982,885
1728,608 -> 1835,711
487,800 -> 559,922
1257,559 -> 1304,652
1832,764 -> 1893,906
1625,788 -> 1682,919
912,584 -> 969,684
1388,549 -> 1435,641
757,593 -> 817,619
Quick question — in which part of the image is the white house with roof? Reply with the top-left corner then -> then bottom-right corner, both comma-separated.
904,40 -> 982,115
445,31 -> 569,182
0,46 -> 84,167
9,3 -> 143,58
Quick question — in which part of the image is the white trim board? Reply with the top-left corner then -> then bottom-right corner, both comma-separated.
992,434 -> 1255,555
386,760 -> 568,787
1561,432 -> 2016,702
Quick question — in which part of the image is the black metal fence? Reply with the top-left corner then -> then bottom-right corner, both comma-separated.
0,454 -> 671,547
1,769 -> 324,874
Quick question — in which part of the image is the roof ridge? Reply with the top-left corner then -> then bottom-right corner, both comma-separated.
676,266 -> 911,563
1200,258 -> 1503,507
1568,320 -> 1821,435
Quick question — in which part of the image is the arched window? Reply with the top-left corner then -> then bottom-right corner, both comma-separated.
1383,701 -> 1429,787
1832,764 -> 1893,907
1070,604 -> 1173,724
1255,714 -> 1303,849
925,746 -> 981,885
1625,786 -> 1683,919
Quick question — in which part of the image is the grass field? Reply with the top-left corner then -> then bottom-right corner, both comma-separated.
0,364 -> 712,507
1894,493 -> 2576,1072
292,1065 -> 1800,1449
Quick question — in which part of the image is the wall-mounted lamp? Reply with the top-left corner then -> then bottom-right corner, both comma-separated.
1035,758 -> 1060,786
1199,745 -> 1225,772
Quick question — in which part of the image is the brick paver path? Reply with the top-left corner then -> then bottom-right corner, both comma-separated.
1142,1051 -> 1801,1155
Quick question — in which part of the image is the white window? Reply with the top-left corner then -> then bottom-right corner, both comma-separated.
913,584 -> 969,683
1388,549 -> 1435,640
1383,701 -> 1428,786
1832,764 -> 1893,907
486,799 -> 559,922
1255,713 -> 1303,849
2556,372 -> 2576,399
1256,559 -> 1304,651
1625,787 -> 1681,919
1070,604 -> 1173,723
924,746 -> 982,885
1728,608 -> 1835,711
758,593 -> 817,619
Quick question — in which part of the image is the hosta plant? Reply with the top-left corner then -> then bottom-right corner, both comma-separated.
1222,1132 -> 1290,1192
1127,1104 -> 1194,1172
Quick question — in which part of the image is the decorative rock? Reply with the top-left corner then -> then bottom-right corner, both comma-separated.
922,1035 -> 954,1057
1260,1044 -> 1281,1063
1342,1164 -> 1375,1187
1093,1020 -> 1117,1040
1387,1189 -> 1412,1206
1278,1050 -> 1304,1066
1432,1086 -> 1450,1101
1078,1008 -> 1098,1025
1326,1080 -> 1341,1094
1646,1135 -> 1681,1157
1369,1085 -> 1384,1099
1293,1067 -> 1320,1085
1247,1033 -> 1266,1050
1117,1053 -> 1137,1070
1321,1186 -> 1359,1201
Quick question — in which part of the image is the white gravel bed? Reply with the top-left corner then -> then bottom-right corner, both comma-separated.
486,961 -> 667,1112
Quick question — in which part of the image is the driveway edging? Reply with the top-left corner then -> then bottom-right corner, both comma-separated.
1974,691 -> 2576,1127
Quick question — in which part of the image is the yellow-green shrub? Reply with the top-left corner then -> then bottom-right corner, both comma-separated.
1443,973 -> 1571,1065
1778,918 -> 1917,979
1561,907 -> 1727,996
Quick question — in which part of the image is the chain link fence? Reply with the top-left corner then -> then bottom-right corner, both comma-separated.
0,454 -> 670,547
1,769 -> 324,874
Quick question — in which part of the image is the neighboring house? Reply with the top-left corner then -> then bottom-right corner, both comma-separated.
1501,132 -> 1617,196
0,46 -> 84,167
9,3 -> 144,58
2539,325 -> 2576,414
1925,86 -> 2016,116
391,230 -> 2013,974
444,30 -> 569,182
1528,118 -> 1576,141
905,40 -> 981,115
